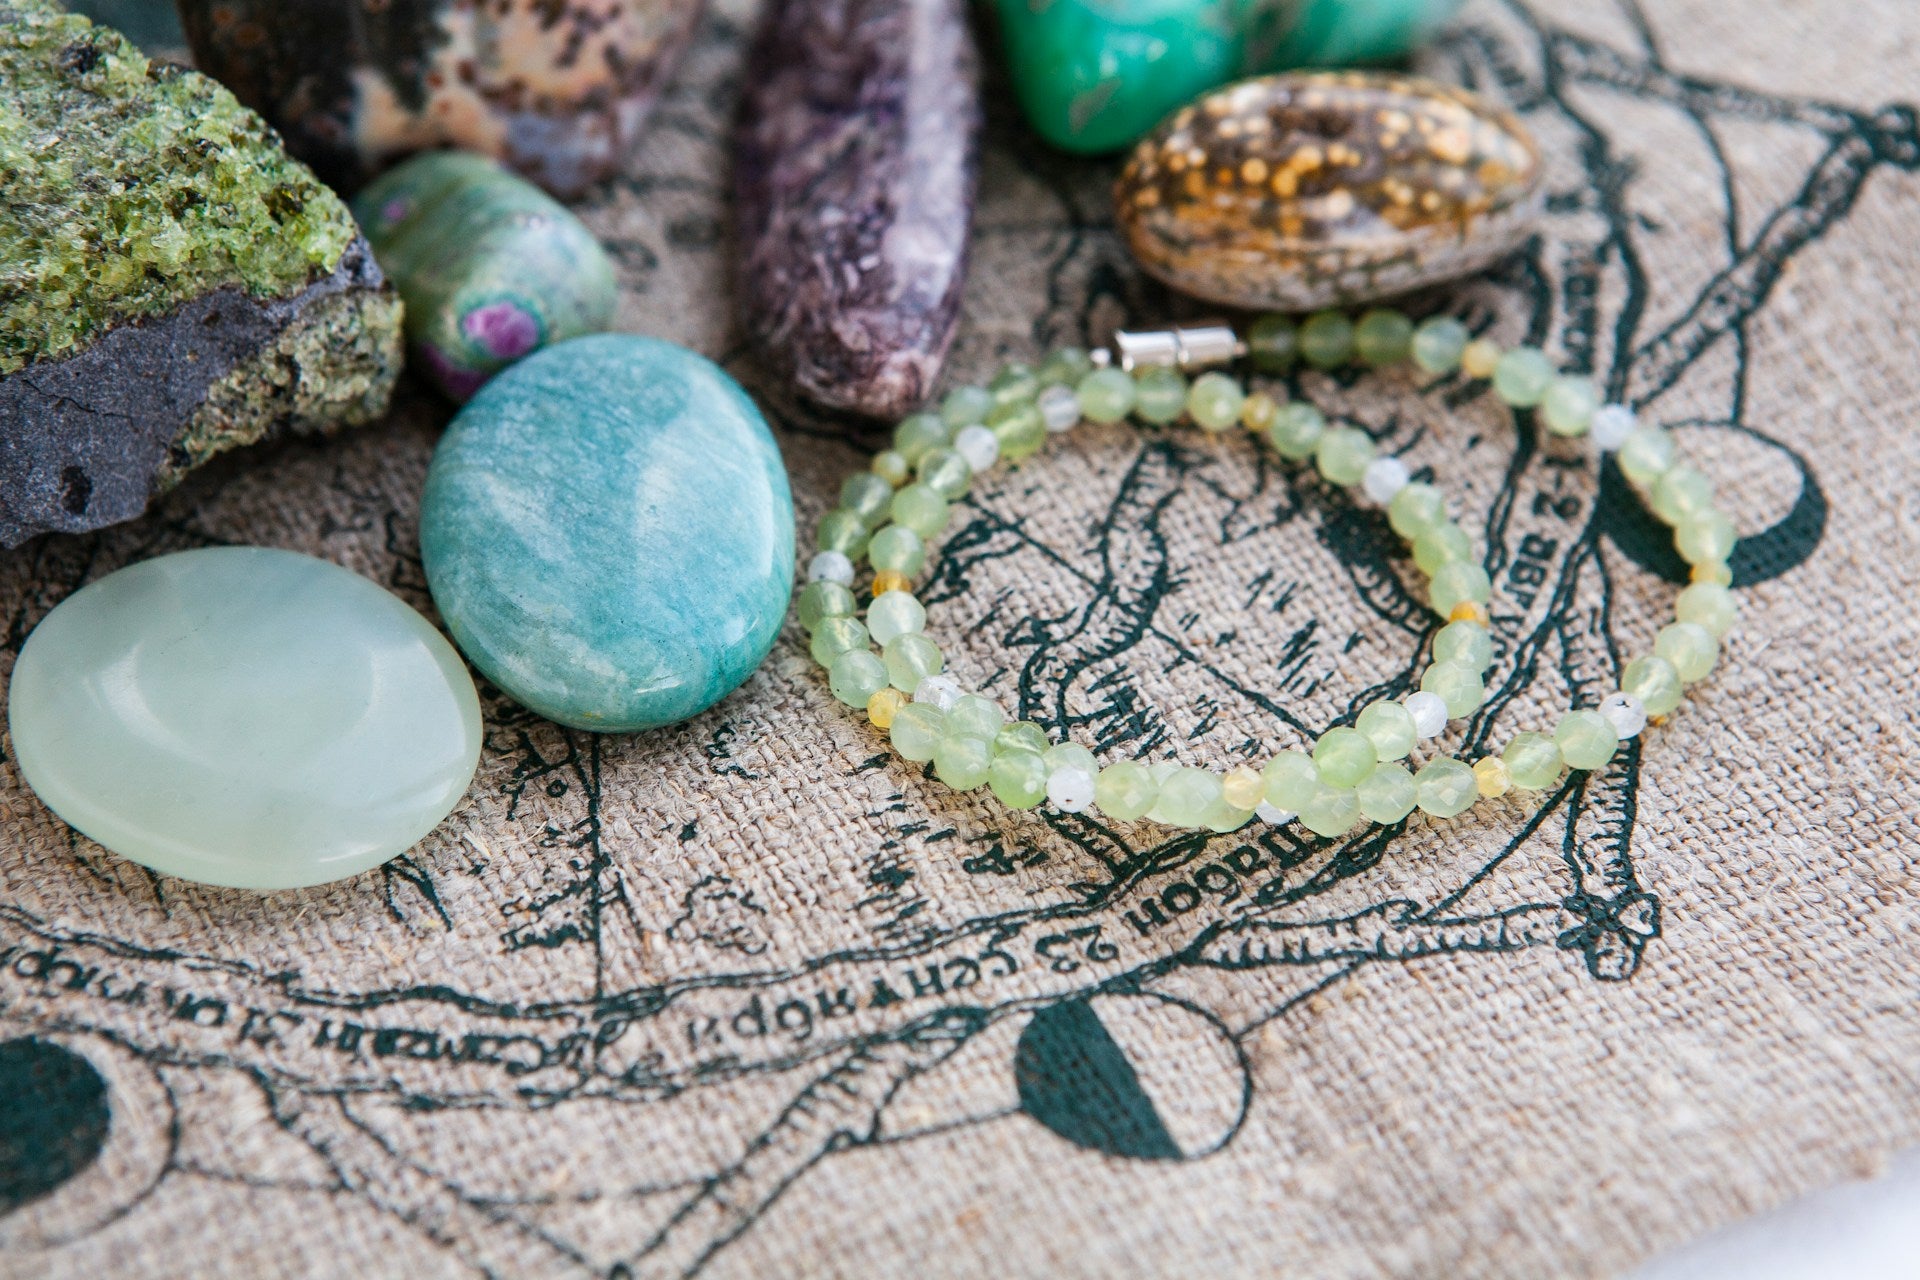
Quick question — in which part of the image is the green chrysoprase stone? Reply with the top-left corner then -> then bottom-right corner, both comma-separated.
7,548 -> 481,890
352,151 -> 616,402
994,0 -> 1242,154
421,335 -> 794,732
994,0 -> 1463,153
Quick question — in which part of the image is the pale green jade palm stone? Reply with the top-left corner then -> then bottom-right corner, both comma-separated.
7,547 -> 482,890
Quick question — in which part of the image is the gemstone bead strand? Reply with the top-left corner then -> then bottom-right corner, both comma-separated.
795,314 -> 1739,838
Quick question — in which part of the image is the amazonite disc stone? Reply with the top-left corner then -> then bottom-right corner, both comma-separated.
7,547 -> 482,891
420,334 -> 795,732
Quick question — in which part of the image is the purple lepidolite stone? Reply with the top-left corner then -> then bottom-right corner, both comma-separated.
734,0 -> 981,421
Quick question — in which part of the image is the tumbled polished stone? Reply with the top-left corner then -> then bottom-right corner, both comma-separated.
1116,72 -> 1542,310
7,547 -> 482,891
735,0 -> 980,420
420,334 -> 795,732
352,151 -> 617,402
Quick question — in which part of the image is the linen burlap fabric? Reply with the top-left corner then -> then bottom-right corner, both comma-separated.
2,0 -> 1917,1275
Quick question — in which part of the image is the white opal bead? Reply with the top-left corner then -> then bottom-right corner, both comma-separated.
912,673 -> 963,710
1361,456 -> 1411,504
1405,690 -> 1450,738
1589,403 -> 1636,452
1598,690 -> 1648,739
1255,802 -> 1297,825
954,424 -> 1000,472
1046,765 -> 1097,812
808,550 -> 855,585
1037,384 -> 1081,433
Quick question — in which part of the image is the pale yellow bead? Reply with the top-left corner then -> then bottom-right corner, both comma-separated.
1691,561 -> 1733,586
1473,756 -> 1512,798
1240,391 -> 1281,433
1222,765 -> 1265,810
1461,338 -> 1502,380
1449,600 -> 1491,628
867,687 -> 909,729
871,569 -> 912,597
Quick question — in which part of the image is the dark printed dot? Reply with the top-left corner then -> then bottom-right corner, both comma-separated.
0,1038 -> 111,1215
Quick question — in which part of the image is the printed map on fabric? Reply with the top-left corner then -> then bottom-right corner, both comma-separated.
2,1 -> 1916,1277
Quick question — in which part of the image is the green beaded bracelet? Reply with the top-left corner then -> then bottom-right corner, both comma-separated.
798,309 -> 1740,839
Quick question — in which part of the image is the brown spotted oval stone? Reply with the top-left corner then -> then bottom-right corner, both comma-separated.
1116,72 -> 1543,311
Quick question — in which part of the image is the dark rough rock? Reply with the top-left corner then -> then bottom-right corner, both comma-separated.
175,0 -> 707,198
0,240 -> 399,547
734,0 -> 981,422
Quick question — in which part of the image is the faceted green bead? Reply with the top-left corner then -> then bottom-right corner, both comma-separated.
1554,709 -> 1620,770
1420,661 -> 1485,719
866,591 -> 926,646
1492,346 -> 1554,407
1299,312 -> 1354,369
941,384 -> 993,428
989,362 -> 1042,409
872,450 -> 911,487
1540,375 -> 1598,436
1414,757 -> 1477,817
987,400 -> 1048,461
1675,511 -> 1736,565
1354,309 -> 1414,366
1133,366 -> 1189,424
893,412 -> 950,465
1313,727 -> 1377,789
1429,560 -> 1492,616
1045,741 -> 1097,777
935,733 -> 994,790
1095,760 -> 1158,821
816,508 -> 869,559
829,649 -> 889,707
810,615 -> 869,667
1411,316 -> 1469,374
916,447 -> 973,500
1202,794 -> 1256,832
1077,367 -> 1136,423
869,524 -> 926,576
1433,620 -> 1493,671
797,580 -> 856,632
890,484 -> 950,538
1248,314 -> 1298,372
1315,426 -> 1376,487
1655,621 -> 1719,683
1652,466 -> 1715,525
988,748 -> 1049,809
1150,766 -> 1222,828
1413,523 -> 1473,575
1355,762 -> 1417,823
1675,581 -> 1738,638
1618,426 -> 1676,485
883,632 -> 943,692
841,471 -> 896,527
1501,731 -> 1563,790
1267,402 -> 1326,460
995,720 -> 1051,756
1623,654 -> 1682,716
1187,372 -> 1245,432
890,702 -> 946,762
1356,700 -> 1416,761
1262,748 -> 1319,812
1388,482 -> 1447,539
1299,783 -> 1361,837
946,694 -> 1004,740
1038,347 -> 1095,388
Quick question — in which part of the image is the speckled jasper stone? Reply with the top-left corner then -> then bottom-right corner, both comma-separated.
420,335 -> 795,732
734,0 -> 980,420
1116,72 -> 1543,310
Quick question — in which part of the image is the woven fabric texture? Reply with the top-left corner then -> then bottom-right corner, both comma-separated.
2,0 -> 1917,1275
